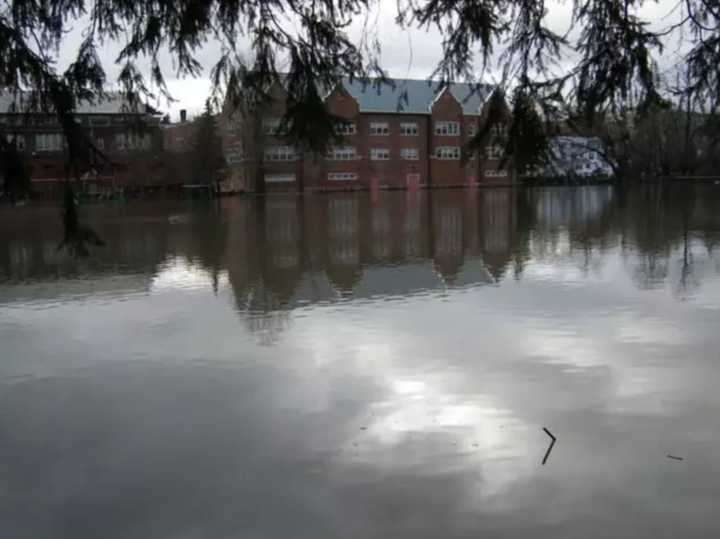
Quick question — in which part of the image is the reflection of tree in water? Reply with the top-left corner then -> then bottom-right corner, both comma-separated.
231,279 -> 294,345
623,186 -> 674,290
245,307 -> 292,346
622,184 -> 720,296
523,186 -> 617,278
673,189 -> 699,300
180,203 -> 229,294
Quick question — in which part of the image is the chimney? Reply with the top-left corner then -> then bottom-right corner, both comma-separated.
180,109 -> 187,123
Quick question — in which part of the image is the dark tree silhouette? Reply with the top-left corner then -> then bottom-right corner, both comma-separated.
192,99 -> 225,191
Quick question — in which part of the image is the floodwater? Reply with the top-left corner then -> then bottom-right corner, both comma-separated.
1,185 -> 720,538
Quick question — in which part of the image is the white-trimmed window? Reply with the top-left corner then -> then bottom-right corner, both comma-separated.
12,135 -> 26,151
434,121 -> 460,136
95,137 -> 104,150
265,173 -> 296,183
485,144 -> 503,159
369,122 -> 390,136
4,134 -> 26,150
400,122 -> 419,136
116,132 -> 152,151
326,146 -> 357,161
334,121 -> 356,135
434,146 -> 461,160
35,133 -> 63,152
467,123 -> 477,136
371,148 -> 390,160
328,172 -> 358,181
262,118 -> 283,136
400,148 -> 419,160
264,145 -> 297,161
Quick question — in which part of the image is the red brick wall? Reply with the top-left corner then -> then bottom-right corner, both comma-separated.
429,88 -> 467,187
221,83 -> 516,193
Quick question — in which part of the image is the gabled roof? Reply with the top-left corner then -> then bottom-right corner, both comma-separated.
340,77 -> 493,115
0,91 -> 161,115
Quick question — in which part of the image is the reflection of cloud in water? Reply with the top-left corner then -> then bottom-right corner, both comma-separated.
151,256 -> 228,292
339,371 -> 536,499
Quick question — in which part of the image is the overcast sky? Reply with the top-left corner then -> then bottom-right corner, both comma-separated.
56,0 -> 684,120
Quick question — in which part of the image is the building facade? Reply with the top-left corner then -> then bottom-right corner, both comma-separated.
221,78 -> 513,193
0,93 -> 164,197
526,136 -> 615,180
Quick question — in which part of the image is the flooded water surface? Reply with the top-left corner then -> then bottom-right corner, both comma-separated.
1,186 -> 720,538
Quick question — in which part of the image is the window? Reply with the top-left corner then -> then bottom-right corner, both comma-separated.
369,122 -> 390,136
89,116 -> 110,127
11,135 -> 26,151
328,172 -> 358,181
371,148 -> 390,160
490,124 -> 508,137
334,122 -> 356,135
467,123 -> 476,137
262,118 -> 283,136
400,148 -> 419,160
265,174 -> 296,183
434,146 -> 461,160
115,132 -> 152,151
400,122 -> 419,136
485,169 -> 508,178
95,137 -> 105,150
326,146 -> 357,161
4,134 -> 26,150
264,145 -> 297,161
485,145 -> 503,159
35,133 -> 63,152
434,121 -> 460,136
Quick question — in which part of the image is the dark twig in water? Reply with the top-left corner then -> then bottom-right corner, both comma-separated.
667,454 -> 684,461
542,427 -> 557,466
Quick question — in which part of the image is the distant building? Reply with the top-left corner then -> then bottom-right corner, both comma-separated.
220,78 -> 514,193
0,92 -> 164,197
529,136 -> 615,180
161,109 -> 196,153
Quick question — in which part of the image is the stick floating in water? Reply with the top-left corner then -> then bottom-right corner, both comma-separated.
542,427 -> 557,466
667,454 -> 684,461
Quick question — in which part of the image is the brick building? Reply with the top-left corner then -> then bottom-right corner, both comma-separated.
221,77 -> 513,193
0,92 -> 164,197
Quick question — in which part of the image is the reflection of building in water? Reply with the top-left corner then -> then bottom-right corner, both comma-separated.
328,197 -> 359,262
371,204 -> 392,260
265,198 -> 300,270
530,186 -> 614,229
326,196 -> 363,291
403,195 -> 423,259
260,197 -> 304,303
479,189 -> 517,279
244,306 -> 293,346
431,193 -> 465,282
